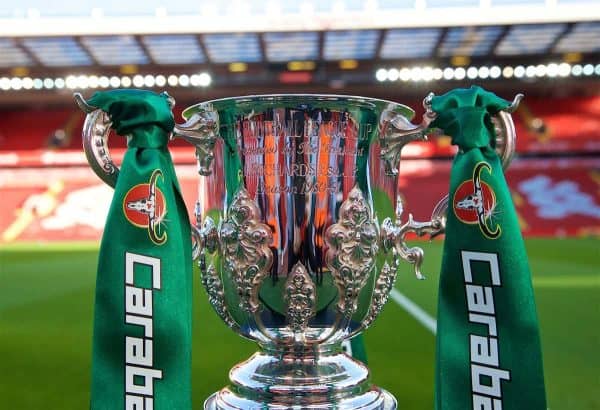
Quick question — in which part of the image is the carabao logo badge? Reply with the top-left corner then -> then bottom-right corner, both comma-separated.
453,162 -> 501,239
123,169 -> 167,244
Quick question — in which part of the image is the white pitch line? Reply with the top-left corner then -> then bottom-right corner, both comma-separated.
389,288 -> 437,335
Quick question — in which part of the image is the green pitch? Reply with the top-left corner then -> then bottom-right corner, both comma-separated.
1,238 -> 598,409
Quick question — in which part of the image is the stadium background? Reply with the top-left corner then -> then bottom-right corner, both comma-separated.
0,1 -> 598,409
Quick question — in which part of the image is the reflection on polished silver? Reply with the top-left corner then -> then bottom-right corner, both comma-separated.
379,93 -> 437,176
362,262 -> 398,331
201,264 -> 239,331
191,214 -> 218,261
381,196 -> 446,280
74,93 -> 119,188
171,104 -> 219,176
284,262 -> 316,336
220,187 -> 273,314
325,186 -> 379,317
494,109 -> 519,168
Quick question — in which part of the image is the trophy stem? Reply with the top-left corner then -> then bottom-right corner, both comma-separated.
204,341 -> 397,410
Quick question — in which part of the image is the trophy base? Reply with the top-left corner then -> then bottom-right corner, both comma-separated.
204,388 -> 397,410
203,343 -> 398,410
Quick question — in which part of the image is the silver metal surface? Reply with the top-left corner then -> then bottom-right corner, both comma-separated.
380,196 -> 446,280
325,186 -> 379,318
284,261 -> 316,337
203,343 -> 398,410
361,262 -> 398,331
191,214 -> 218,260
74,93 -> 119,188
172,107 -> 219,175
201,264 -> 239,331
379,93 -> 436,176
220,187 -> 274,316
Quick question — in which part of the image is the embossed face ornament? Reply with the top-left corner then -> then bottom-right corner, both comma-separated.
288,275 -> 314,317
170,108 -> 220,176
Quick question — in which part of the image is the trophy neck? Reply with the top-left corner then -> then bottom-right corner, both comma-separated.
259,340 -> 344,358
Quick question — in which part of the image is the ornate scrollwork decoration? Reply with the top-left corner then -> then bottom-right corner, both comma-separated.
325,186 -> 379,317
362,262 -> 398,329
378,94 -> 436,176
219,188 -> 273,314
284,262 -> 316,334
172,104 -> 219,176
201,264 -> 239,331
381,195 -> 445,280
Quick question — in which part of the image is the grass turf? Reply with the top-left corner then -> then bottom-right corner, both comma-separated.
0,238 -> 598,409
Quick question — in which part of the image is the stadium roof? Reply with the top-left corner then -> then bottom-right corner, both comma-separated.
0,1 -> 598,106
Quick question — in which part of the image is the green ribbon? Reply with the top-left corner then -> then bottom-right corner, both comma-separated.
432,86 -> 546,410
87,90 -> 192,409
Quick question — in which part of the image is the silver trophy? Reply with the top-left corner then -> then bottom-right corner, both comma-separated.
77,92 -> 520,409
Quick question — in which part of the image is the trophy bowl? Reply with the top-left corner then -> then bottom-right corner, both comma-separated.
177,94 -> 448,410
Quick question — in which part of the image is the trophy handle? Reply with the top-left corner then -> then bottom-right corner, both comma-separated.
171,104 -> 219,176
74,93 -> 120,188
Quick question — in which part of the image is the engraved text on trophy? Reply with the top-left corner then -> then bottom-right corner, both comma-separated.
238,114 -> 370,196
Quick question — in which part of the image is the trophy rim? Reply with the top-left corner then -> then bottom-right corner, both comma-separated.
182,93 -> 415,120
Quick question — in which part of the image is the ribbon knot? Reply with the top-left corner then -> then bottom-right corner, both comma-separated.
430,85 -> 510,150
87,89 -> 174,148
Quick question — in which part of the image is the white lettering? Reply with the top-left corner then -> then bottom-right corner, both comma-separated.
469,313 -> 497,337
125,366 -> 163,396
473,394 -> 503,410
471,364 -> 511,398
462,251 -> 510,409
461,251 -> 501,285
124,252 -> 162,409
126,286 -> 153,317
126,253 -> 161,289
126,314 -> 153,338
470,335 -> 499,367
466,285 -> 495,315
126,336 -> 153,367
125,395 -> 144,410
125,396 -> 153,410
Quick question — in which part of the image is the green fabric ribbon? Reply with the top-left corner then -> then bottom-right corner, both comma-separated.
87,90 -> 192,409
432,86 -> 546,410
